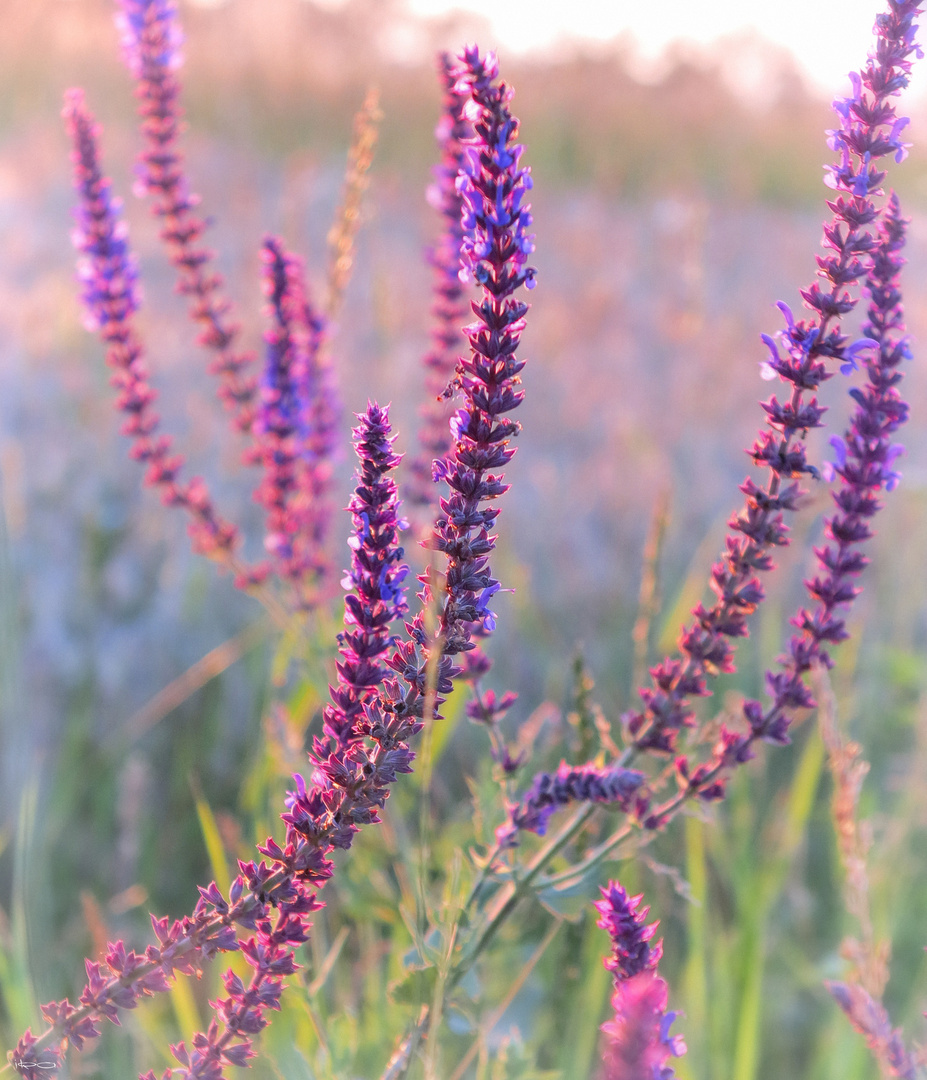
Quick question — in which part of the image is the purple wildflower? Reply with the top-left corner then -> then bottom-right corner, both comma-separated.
455,51 -> 536,294
623,0 -> 921,764
727,197 -> 912,762
253,236 -> 339,605
13,406 -> 411,1077
63,88 -> 241,568
13,659 -> 428,1080
405,50 -> 528,784
351,46 -> 533,741
315,403 -> 409,755
495,762 -> 646,848
407,51 -> 472,511
116,0 -> 258,433
134,881 -> 319,1080
595,882 -> 663,979
10,877 -> 271,1079
416,46 -> 535,657
595,881 -> 686,1080
648,195 -> 913,817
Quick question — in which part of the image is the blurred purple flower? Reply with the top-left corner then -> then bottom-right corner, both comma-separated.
496,762 -> 646,847
116,0 -> 258,433
408,52 -> 473,511
595,881 -> 686,1080
116,0 -> 182,77
63,87 -> 240,567
825,980 -> 918,1080
253,236 -> 340,605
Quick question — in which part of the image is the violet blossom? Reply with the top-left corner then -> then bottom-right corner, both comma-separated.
63,87 -> 242,569
11,407 -> 412,1079
380,45 -> 535,731
595,881 -> 686,1080
423,45 -> 535,646
117,0 -> 258,433
253,236 -> 339,605
622,0 -> 921,769
314,402 -> 409,756
407,51 -> 472,511
495,2 -> 919,844
676,191 -> 913,811
495,763 -> 646,848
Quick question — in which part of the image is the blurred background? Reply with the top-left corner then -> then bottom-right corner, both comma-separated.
0,1 -> 926,1077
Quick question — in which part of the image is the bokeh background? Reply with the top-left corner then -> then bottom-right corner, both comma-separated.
1,1 -> 926,1077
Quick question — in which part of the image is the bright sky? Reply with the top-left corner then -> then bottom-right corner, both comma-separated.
401,0 -> 927,100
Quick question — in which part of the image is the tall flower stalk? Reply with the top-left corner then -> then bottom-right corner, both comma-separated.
63,88 -> 243,574
117,0 -> 257,433
498,0 -> 921,846
382,45 -> 535,729
407,51 -> 472,512
9,404 -> 409,1080
459,10 -> 920,1023
314,404 -> 409,756
595,882 -> 686,1080
252,236 -> 340,606
622,0 -> 920,768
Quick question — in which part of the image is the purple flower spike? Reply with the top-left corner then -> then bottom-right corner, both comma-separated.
661,194 -> 914,813
254,236 -> 339,607
63,88 -> 240,567
419,46 -> 536,657
595,882 -> 663,980
67,113 -> 140,331
623,0 -> 921,763
595,881 -> 686,1080
316,403 -> 409,756
455,48 -> 536,294
117,0 -> 258,433
735,194 -> 912,752
116,0 -> 182,79
408,52 -> 473,511
496,762 -> 646,848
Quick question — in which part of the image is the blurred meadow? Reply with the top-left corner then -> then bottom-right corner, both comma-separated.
1,0 -> 927,1077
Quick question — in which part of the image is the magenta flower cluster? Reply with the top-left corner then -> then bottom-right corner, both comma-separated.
117,0 -> 258,433
495,763 -> 646,848
251,236 -> 338,604
595,882 -> 686,1080
407,52 -> 473,511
